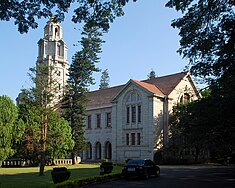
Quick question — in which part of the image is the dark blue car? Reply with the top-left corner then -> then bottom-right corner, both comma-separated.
122,159 -> 160,179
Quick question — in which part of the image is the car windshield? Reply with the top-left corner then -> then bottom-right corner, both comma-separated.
127,160 -> 144,165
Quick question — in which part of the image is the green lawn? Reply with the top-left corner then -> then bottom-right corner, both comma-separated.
0,164 -> 122,188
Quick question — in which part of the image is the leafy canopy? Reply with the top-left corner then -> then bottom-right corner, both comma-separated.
0,95 -> 24,162
0,0 -> 137,33
166,0 -> 235,83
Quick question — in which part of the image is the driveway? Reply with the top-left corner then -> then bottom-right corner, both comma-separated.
86,165 -> 235,188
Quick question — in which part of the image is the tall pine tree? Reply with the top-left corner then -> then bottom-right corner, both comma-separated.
99,69 -> 110,89
62,24 -> 101,164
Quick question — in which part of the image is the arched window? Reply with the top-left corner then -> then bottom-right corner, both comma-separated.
95,142 -> 101,159
86,142 -> 92,159
105,142 -> 112,159
55,27 -> 59,36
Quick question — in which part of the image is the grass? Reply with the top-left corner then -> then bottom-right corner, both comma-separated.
0,164 -> 122,188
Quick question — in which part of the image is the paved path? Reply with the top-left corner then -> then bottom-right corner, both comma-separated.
86,165 -> 235,188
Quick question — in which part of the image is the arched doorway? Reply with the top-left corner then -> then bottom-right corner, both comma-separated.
105,141 -> 112,159
86,142 -> 92,159
95,142 -> 101,159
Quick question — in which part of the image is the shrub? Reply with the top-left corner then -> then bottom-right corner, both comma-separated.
100,162 -> 113,175
49,172 -> 121,188
51,167 -> 71,184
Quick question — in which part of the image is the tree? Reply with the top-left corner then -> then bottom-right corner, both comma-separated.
62,23 -> 101,164
99,69 -> 110,89
45,112 -> 74,160
0,95 -> 24,163
166,0 -> 235,161
0,0 -> 137,34
147,69 -> 156,80
16,103 -> 41,166
22,63 -> 74,175
166,0 -> 234,83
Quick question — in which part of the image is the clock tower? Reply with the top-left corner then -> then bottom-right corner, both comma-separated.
37,17 -> 69,99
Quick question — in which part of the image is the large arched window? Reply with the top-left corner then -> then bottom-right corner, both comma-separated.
125,91 -> 142,124
104,141 -> 112,159
86,142 -> 92,159
95,142 -> 101,159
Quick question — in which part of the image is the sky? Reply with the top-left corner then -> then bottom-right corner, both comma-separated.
0,0 -> 190,102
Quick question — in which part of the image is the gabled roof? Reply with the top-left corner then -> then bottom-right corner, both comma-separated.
132,80 -> 164,96
86,72 -> 188,110
144,72 -> 187,95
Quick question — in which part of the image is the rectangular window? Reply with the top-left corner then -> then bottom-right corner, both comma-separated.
137,133 -> 141,145
131,106 -> 136,123
127,107 -> 130,124
96,114 -> 101,128
131,133 -> 135,145
138,105 -> 141,123
126,134 -> 129,145
88,115 -> 91,129
106,112 -> 111,127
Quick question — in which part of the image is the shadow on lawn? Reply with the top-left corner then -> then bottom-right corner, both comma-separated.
0,166 -> 103,188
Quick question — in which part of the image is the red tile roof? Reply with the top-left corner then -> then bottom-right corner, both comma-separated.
86,72 -> 187,110
132,80 -> 164,96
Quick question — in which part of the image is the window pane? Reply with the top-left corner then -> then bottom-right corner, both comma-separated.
137,133 -> 141,145
106,112 -> 111,127
131,133 -> 135,145
138,105 -> 141,123
132,106 -> 136,123
127,107 -> 130,124
88,115 -> 91,129
126,134 -> 129,145
97,114 -> 101,128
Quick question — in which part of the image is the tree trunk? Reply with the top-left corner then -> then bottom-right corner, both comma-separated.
39,114 -> 47,176
72,152 -> 77,165
39,151 -> 45,176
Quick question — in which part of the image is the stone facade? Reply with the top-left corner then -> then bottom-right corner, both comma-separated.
83,72 -> 201,162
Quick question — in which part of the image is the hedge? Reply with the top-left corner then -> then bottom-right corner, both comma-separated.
49,172 -> 122,188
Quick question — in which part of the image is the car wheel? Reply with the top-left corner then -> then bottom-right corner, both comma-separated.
144,170 -> 149,179
156,169 -> 160,177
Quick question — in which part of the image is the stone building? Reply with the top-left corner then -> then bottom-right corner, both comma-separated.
83,72 -> 201,162
19,19 -> 201,163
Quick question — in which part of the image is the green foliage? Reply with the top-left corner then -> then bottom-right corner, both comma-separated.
51,167 -> 71,184
16,103 -> 41,162
168,93 -> 235,162
166,0 -> 235,82
49,172 -> 121,188
99,69 -> 110,89
47,112 -> 74,159
0,95 -> 22,163
18,63 -> 74,175
62,19 -> 106,159
166,0 -> 235,161
0,0 -> 137,33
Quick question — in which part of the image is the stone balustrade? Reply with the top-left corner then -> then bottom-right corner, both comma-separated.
53,159 -> 73,165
